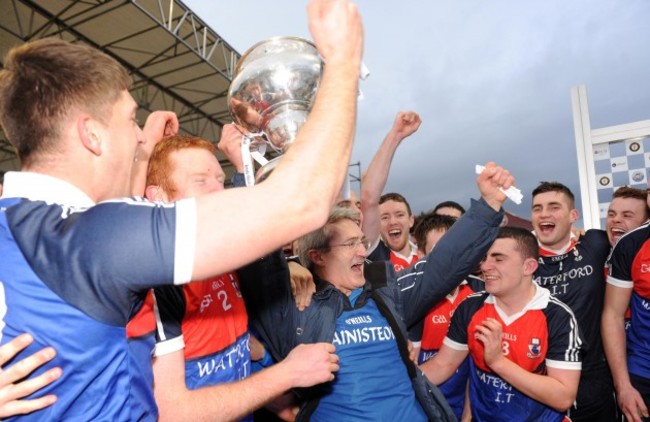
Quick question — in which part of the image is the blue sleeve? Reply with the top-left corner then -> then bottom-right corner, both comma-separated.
446,296 -> 475,346
396,198 -> 503,327
608,226 -> 647,283
5,198 -> 195,324
466,274 -> 485,293
367,240 -> 390,263
408,317 -> 425,342
545,300 -> 582,365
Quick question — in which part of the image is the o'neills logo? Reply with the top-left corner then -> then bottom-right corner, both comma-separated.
527,338 -> 542,359
345,315 -> 373,325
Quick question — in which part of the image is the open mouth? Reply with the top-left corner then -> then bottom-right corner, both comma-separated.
609,227 -> 626,241
351,262 -> 364,272
537,222 -> 555,235
388,229 -> 402,243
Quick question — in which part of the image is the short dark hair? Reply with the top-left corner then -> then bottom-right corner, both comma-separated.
0,38 -> 131,166
413,213 -> 457,253
379,192 -> 412,216
433,200 -> 465,216
532,181 -> 575,208
613,186 -> 647,202
612,186 -> 650,220
495,227 -> 539,261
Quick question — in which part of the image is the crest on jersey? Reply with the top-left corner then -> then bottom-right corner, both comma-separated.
527,337 -> 542,358
572,248 -> 583,262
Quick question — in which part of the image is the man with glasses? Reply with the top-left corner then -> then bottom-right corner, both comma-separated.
0,0 -> 363,419
237,163 -> 513,420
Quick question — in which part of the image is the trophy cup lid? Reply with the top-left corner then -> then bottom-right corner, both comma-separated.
235,36 -> 318,74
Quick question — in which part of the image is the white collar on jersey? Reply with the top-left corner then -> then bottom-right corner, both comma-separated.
2,171 -> 95,208
485,283 -> 551,326
533,231 -> 577,256
391,240 -> 419,261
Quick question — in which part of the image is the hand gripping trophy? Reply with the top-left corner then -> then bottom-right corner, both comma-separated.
228,36 -> 368,185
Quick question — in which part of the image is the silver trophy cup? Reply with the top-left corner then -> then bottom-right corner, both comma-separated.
227,36 -> 323,184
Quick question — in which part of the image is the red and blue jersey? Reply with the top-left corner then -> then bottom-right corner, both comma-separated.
133,272 -> 252,389
419,283 -> 475,419
445,285 -> 582,422
420,283 -> 476,358
368,239 -> 420,271
607,221 -> 650,380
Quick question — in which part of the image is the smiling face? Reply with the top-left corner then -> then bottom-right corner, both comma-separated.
606,196 -> 648,246
379,199 -> 414,255
165,147 -> 225,201
96,90 -> 145,199
531,191 -> 578,251
481,238 -> 538,301
313,219 -> 368,296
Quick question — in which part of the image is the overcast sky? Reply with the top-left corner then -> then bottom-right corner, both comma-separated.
185,0 -> 650,223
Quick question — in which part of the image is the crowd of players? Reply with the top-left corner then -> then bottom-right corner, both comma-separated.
0,0 -> 649,421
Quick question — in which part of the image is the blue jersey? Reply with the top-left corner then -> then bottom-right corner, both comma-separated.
311,298 -> 426,421
0,172 -> 196,421
607,222 -> 650,380
534,230 -> 609,372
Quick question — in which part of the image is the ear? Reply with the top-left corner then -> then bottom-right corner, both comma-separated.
78,116 -> 103,156
308,249 -> 326,267
569,208 -> 579,224
144,185 -> 168,202
523,257 -> 538,276
408,214 -> 415,229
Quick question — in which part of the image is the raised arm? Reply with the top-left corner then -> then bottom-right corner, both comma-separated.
476,161 -> 512,212
219,125 -> 317,312
217,123 -> 246,174
397,162 -> 511,325
131,111 -> 178,196
360,111 -> 421,243
192,0 -> 364,280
